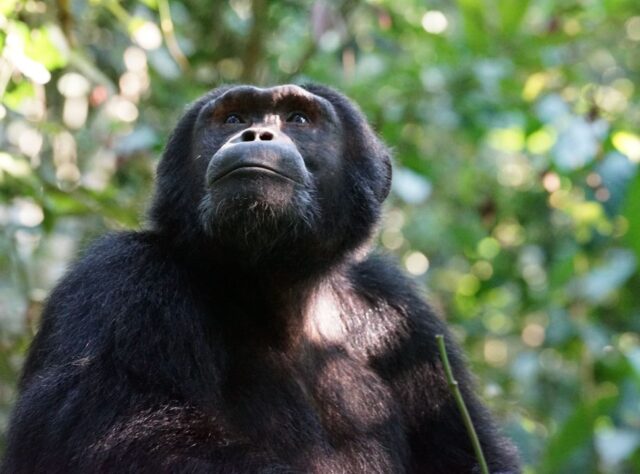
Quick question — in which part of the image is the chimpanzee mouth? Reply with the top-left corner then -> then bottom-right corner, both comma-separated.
206,141 -> 310,187
211,164 -> 300,184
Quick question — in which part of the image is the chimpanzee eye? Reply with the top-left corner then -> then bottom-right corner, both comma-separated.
225,114 -> 244,124
286,112 -> 310,124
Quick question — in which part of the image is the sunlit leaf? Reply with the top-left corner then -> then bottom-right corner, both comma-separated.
25,26 -> 67,70
0,0 -> 18,15
2,81 -> 35,110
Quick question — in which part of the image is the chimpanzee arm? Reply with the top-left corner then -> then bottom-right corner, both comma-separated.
1,233 -> 294,474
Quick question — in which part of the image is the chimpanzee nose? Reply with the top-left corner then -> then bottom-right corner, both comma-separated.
225,126 -> 294,147
240,129 -> 274,142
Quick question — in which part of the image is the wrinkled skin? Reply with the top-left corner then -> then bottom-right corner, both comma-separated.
2,85 -> 520,474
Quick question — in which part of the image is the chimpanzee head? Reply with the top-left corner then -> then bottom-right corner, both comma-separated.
150,84 -> 391,268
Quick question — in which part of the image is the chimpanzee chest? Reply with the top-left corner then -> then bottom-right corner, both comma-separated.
222,347 -> 407,472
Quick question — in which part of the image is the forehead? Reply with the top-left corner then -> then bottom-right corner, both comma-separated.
206,84 -> 336,118
216,84 -> 315,103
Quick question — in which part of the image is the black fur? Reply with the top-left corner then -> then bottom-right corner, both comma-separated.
2,84 -> 519,473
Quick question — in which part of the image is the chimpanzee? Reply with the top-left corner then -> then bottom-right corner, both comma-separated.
2,84 -> 520,473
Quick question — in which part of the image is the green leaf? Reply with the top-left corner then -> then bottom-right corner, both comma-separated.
623,173 -> 640,261
539,394 -> 617,473
2,80 -> 35,110
25,26 -> 67,70
548,252 -> 576,288
499,0 -> 531,34
457,0 -> 489,51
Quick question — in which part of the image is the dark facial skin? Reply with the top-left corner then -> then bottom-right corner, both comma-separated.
201,85 -> 340,185
194,85 -> 346,265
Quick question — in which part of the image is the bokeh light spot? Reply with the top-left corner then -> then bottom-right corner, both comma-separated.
421,11 -> 448,34
404,251 -> 429,276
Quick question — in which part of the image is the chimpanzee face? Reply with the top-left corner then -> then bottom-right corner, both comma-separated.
194,85 -> 345,251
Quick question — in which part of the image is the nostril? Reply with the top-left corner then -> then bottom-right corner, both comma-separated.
241,130 -> 256,142
259,131 -> 274,141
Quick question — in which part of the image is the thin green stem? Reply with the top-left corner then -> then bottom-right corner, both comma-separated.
436,334 -> 490,474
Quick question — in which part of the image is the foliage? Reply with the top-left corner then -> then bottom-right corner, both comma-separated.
1,0 -> 639,471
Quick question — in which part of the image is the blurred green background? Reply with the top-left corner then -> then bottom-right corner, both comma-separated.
1,0 -> 639,472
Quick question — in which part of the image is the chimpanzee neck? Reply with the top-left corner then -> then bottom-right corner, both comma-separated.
190,254 -> 344,351
199,235 -> 347,282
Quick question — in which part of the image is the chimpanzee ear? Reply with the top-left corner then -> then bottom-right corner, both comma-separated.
376,147 -> 393,203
